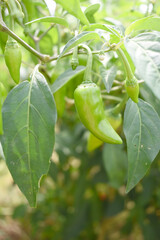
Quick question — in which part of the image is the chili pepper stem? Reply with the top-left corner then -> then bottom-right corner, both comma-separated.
111,94 -> 128,115
79,44 -> 93,82
71,30 -> 79,70
116,47 -> 134,80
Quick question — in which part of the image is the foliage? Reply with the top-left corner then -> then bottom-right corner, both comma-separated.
0,0 -> 160,239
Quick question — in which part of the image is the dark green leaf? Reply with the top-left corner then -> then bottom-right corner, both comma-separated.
123,99 -> 160,193
140,83 -> 160,117
102,144 -> 127,188
1,66 -> 57,207
100,65 -> 117,93
124,32 -> 160,100
51,66 -> 85,93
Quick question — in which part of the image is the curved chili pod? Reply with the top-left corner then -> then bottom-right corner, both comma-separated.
74,82 -> 122,144
87,111 -> 122,152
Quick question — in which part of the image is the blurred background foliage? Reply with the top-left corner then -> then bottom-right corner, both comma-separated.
0,0 -> 160,239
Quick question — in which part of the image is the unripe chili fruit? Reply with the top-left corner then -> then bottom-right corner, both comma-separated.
87,110 -> 122,152
71,58 -> 79,70
125,76 -> 139,103
74,82 -> 122,144
4,39 -> 22,84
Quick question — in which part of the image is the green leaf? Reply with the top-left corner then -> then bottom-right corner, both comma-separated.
103,17 -> 125,34
140,83 -> 160,117
83,23 -> 121,42
22,0 -> 36,22
125,16 -> 160,36
84,3 -> 100,23
124,32 -> 160,100
123,99 -> 160,193
102,144 -> 127,189
25,16 -> 68,27
1,66 -> 57,207
54,0 -> 89,26
51,66 -> 85,93
100,65 -> 117,93
58,32 -> 101,59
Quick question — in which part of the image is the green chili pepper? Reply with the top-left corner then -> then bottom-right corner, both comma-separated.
74,82 -> 122,144
54,86 -> 66,118
87,110 -> 122,152
116,48 -> 139,103
71,46 -> 79,70
4,38 -> 22,84
125,76 -> 139,103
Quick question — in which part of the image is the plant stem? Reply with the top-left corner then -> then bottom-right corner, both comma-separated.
48,47 -> 112,62
0,21 -> 49,62
39,23 -> 55,41
116,47 -> 134,80
79,44 -> 92,82
111,94 -> 128,114
101,85 -> 122,93
71,30 -> 79,69
0,15 -> 116,64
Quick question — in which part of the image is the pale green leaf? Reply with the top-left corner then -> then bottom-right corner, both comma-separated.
25,16 -> 68,27
54,0 -> 89,26
83,23 -> 121,42
125,16 -> 160,36
1,67 -> 57,207
51,66 -> 85,93
103,17 -> 125,34
58,32 -> 101,59
84,3 -> 100,23
100,65 -> 117,93
124,32 -> 160,100
123,99 -> 160,193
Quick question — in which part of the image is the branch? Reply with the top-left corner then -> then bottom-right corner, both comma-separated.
0,20 -> 49,62
0,19 -> 115,64
48,46 -> 112,63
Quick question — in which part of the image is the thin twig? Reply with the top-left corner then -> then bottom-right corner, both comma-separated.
0,21 -> 49,62
39,23 -> 55,41
48,47 -> 113,62
65,97 -> 74,105
101,95 -> 122,102
113,80 -> 124,85
101,86 -> 122,93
